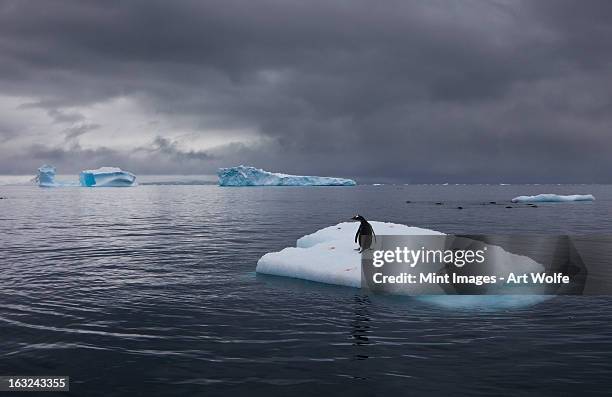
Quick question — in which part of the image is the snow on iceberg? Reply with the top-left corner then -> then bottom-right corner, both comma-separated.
256,221 -> 551,309
511,194 -> 595,203
79,167 -> 137,187
218,165 -> 356,186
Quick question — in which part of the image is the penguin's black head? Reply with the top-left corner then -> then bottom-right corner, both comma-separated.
351,214 -> 366,222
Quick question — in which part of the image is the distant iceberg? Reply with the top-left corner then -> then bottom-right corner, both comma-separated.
79,167 -> 137,187
36,165 -> 79,187
511,194 -> 595,203
218,165 -> 356,186
36,164 -> 60,187
35,165 -> 136,187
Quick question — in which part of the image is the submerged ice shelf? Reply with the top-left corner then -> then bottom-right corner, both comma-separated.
511,194 -> 595,203
36,165 -> 136,187
218,165 -> 356,186
256,221 -> 551,309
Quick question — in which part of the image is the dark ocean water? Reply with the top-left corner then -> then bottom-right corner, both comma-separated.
1,183 -> 612,396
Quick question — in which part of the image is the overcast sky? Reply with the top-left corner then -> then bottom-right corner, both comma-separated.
1,0 -> 611,182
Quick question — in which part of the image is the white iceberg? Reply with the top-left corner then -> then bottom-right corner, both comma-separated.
79,167 -> 137,187
218,165 -> 356,186
256,221 -> 550,309
36,164 -> 59,187
511,194 -> 595,203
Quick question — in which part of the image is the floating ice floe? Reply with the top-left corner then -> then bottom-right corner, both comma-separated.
258,222 -> 441,288
256,221 -> 551,309
79,167 -> 137,187
511,194 -> 594,203
218,165 -> 356,186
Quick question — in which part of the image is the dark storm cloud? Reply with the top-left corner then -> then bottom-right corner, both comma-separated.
1,0 -> 612,182
0,136 -> 266,175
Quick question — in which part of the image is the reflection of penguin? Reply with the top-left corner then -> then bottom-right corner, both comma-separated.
351,295 -> 371,362
352,215 -> 376,253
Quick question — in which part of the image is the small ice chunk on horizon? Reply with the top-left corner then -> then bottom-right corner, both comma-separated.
218,165 -> 356,186
511,194 -> 595,203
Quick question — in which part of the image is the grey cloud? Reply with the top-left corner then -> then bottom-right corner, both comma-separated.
0,135 -> 225,175
145,136 -> 215,162
48,109 -> 85,124
17,102 -> 85,124
63,122 -> 100,141
0,0 -> 611,182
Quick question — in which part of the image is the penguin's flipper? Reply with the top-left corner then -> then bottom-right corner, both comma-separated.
354,227 -> 360,243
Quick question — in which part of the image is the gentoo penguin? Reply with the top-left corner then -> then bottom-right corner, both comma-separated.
351,214 -> 376,253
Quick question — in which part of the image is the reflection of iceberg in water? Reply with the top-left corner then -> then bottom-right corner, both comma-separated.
35,165 -> 136,187
416,295 -> 551,310
256,221 -> 551,310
